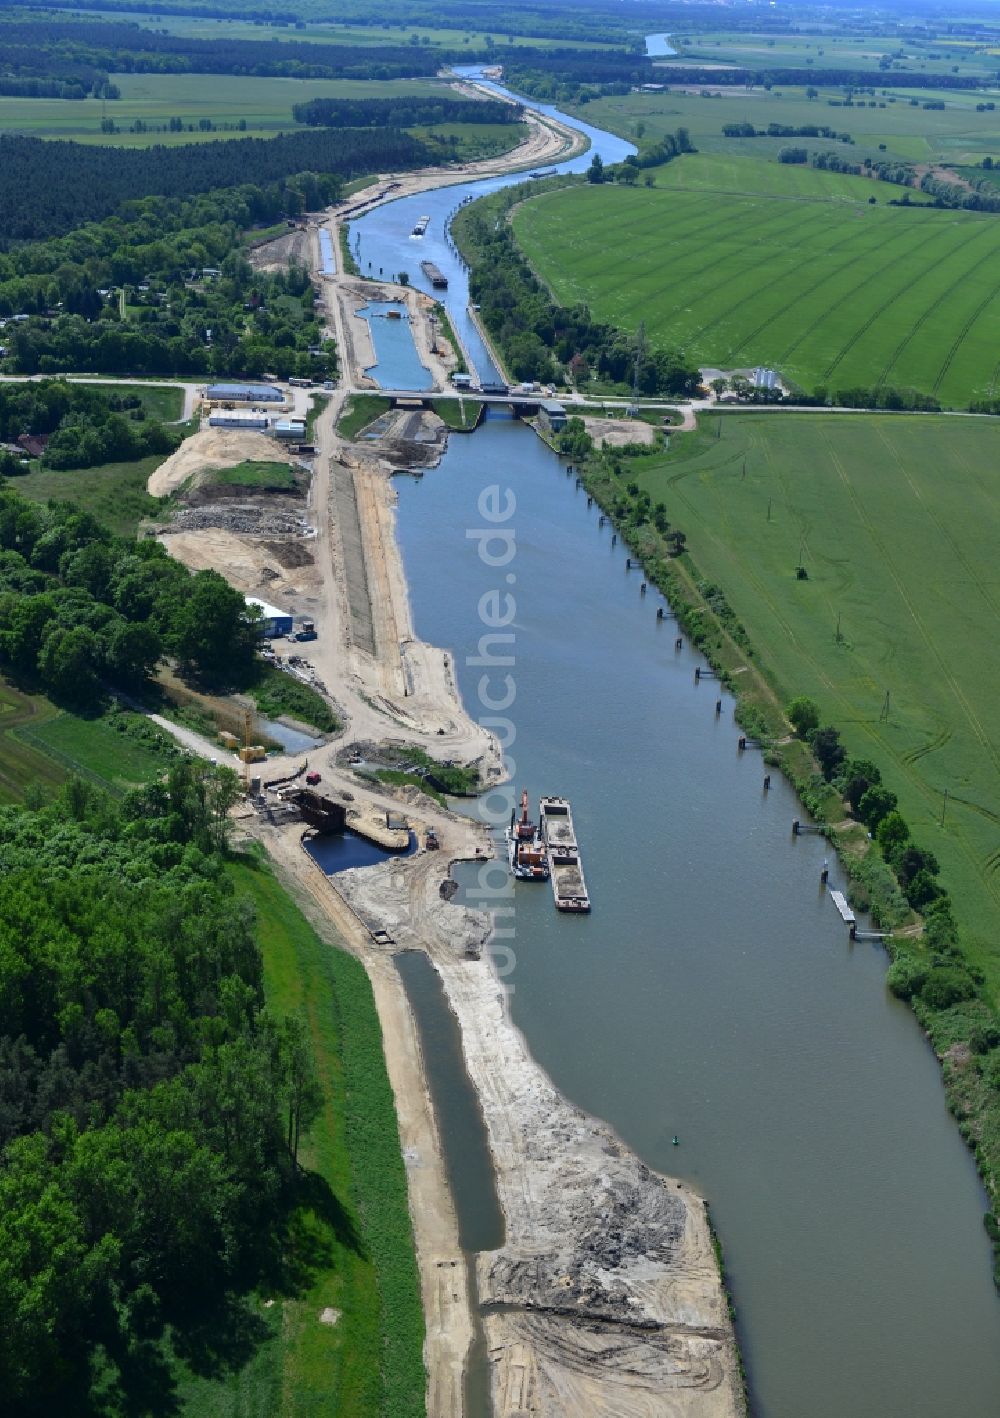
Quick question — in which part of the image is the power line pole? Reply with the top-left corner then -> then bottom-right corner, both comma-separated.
940,787 -> 949,826
879,690 -> 890,723
632,320 -> 646,406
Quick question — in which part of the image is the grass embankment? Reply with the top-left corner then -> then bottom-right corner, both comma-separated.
431,398 -> 483,431
512,153 -> 1000,406
249,663 -> 341,735
336,394 -> 392,440
208,460 -> 297,489
173,852 -> 425,1416
433,306 -> 467,374
577,409 -> 1000,1277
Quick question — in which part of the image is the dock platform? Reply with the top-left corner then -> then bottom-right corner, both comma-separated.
829,889 -> 856,925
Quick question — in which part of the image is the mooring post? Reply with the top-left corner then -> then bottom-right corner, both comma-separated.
763,774 -> 771,791
716,699 -> 722,715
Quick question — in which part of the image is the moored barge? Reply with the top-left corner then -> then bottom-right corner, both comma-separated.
539,796 -> 590,912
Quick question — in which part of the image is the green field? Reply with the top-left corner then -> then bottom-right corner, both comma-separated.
513,155 -> 1000,404
209,460 -> 297,489
572,83 -> 1000,167
336,393 -> 392,439
0,73 -> 449,145
14,453 -> 166,537
631,411 -> 1000,988
17,709 -> 180,792
673,27 -> 1000,79
172,852 -> 424,1416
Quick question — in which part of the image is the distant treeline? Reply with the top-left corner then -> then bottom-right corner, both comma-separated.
0,18 -> 450,82
650,65 -> 989,90
723,121 -> 854,143
292,96 -> 522,127
781,143 -> 1000,213
0,128 -> 430,242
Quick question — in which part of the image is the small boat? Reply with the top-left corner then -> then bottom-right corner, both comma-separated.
411,215 -> 430,236
505,788 -> 549,881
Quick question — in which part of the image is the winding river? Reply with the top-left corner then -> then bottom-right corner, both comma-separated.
352,63 -> 1000,1418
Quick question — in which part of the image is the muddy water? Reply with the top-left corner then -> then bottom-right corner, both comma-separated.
392,412 -> 1000,1418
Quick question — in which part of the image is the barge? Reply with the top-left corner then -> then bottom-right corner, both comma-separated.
411,215 -> 430,236
421,259 -> 448,289
505,788 -> 549,881
539,796 -> 591,912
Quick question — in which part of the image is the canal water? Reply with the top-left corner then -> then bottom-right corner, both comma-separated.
318,227 -> 336,275
356,300 -> 432,389
350,58 -> 1000,1418
305,829 -> 417,873
392,413 -> 1000,1418
645,33 -> 677,57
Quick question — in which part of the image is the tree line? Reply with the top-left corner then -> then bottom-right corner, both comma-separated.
292,95 -> 521,128
0,764 -> 327,1413
0,483 -> 260,706
644,64 -> 989,90
0,128 -> 432,243
723,121 -> 854,143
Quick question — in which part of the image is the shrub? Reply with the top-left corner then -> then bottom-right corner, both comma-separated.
786,695 -> 820,736
921,966 -> 976,1010
887,950 -> 929,1001
858,784 -> 897,829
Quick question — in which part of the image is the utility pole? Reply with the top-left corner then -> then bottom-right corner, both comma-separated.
879,690 -> 890,723
632,320 -> 646,406
836,610 -> 843,643
767,497 -> 772,522
940,787 -> 949,826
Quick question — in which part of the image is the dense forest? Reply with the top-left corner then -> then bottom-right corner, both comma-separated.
292,95 -> 521,127
0,17 -> 450,81
0,128 -> 431,243
0,766 -> 328,1414
455,181 -> 700,396
0,383 -> 181,475
0,483 -> 260,705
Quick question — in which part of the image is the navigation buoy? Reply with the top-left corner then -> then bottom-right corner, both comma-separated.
672,1135 -> 679,1147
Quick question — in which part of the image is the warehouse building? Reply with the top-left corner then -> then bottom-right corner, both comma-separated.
208,408 -> 269,430
246,597 -> 294,638
272,417 -> 307,440
206,382 -> 285,404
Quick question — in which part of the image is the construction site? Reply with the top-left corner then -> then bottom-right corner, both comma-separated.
137,101 -> 743,1418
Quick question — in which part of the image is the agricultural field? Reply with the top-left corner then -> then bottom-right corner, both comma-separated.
671,28 -> 1000,79
513,155 -> 1000,404
0,73 -> 453,145
17,709 -> 181,792
569,84 -> 1000,166
630,412 -> 1000,990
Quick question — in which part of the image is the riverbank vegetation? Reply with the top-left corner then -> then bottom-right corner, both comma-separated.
336,394 -> 392,439
571,410 -> 1000,1284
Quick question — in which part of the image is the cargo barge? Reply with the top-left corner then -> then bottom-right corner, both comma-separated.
411,214 -> 430,236
505,788 -> 549,881
539,796 -> 590,912
421,260 -> 448,289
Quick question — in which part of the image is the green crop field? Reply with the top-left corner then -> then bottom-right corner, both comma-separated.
673,28 -> 1000,79
570,84 -> 1000,166
513,155 -> 1000,404
0,73 -> 450,145
631,411 -> 1000,989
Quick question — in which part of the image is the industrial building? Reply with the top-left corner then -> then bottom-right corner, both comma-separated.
273,417 -> 307,440
206,382 -> 285,404
208,408 -> 269,430
538,399 -> 567,433
246,597 -> 294,638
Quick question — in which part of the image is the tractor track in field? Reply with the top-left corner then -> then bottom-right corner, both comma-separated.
822,220 -> 976,382
774,221 -> 937,365
876,224 -> 1000,390
930,280 -> 1000,397
687,204 -> 894,349
902,724 -> 953,766
733,226 -> 910,366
